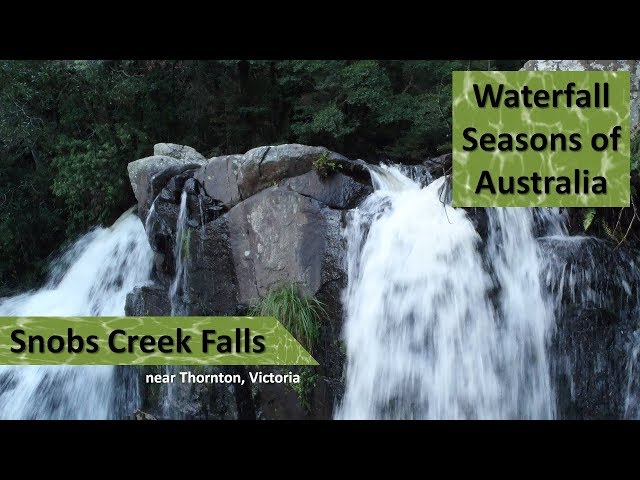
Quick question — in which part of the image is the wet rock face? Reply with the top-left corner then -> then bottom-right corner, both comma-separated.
552,306 -> 630,419
139,366 -> 244,420
539,237 -> 640,418
186,215 -> 238,315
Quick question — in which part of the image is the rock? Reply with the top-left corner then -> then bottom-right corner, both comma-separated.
539,236 -> 640,419
236,144 -> 348,201
194,155 -> 243,208
149,366 -> 241,419
193,145 -> 351,209
226,186 -> 344,305
332,158 -> 372,184
552,305 -> 628,419
184,215 -> 239,315
250,366 -> 308,420
127,143 -> 354,420
137,164 -> 203,221
281,170 -> 372,209
153,143 -> 207,163
130,409 -> 157,420
423,153 -> 452,178
127,155 -> 206,210
144,169 -> 208,283
538,236 -> 640,311
522,60 -> 640,129
125,284 -> 171,316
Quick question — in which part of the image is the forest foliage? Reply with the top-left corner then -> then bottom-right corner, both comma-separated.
0,60 -> 524,292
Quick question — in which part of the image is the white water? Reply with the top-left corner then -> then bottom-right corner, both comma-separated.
163,190 -> 190,418
0,210 -> 153,419
170,191 -> 189,316
337,166 -> 557,419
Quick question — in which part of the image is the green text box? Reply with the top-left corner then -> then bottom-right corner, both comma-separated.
0,316 -> 318,365
452,70 -> 630,207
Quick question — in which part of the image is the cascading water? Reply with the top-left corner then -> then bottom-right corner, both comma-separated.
337,165 -> 557,419
0,209 -> 153,419
170,190 -> 189,316
162,189 -> 190,419
484,208 -> 556,418
338,164 -> 640,419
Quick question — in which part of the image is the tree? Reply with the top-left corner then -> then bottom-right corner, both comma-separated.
0,59 -> 526,292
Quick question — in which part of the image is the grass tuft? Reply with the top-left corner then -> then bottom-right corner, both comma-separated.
249,284 -> 326,352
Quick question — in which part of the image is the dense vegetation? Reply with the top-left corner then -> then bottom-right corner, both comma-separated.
0,60 -> 524,293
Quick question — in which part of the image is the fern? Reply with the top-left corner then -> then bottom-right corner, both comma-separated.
582,208 -> 596,231
601,220 -> 621,242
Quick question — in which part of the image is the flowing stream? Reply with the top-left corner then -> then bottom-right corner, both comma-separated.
0,166 -> 639,419
0,210 -> 153,419
337,165 -> 640,419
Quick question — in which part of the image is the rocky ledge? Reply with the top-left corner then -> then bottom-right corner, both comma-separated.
124,143 -> 373,419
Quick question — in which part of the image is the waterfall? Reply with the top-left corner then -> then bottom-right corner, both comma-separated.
484,208 -> 556,418
337,166 -> 557,419
170,190 -> 189,316
163,190 -> 190,418
0,209 -> 153,419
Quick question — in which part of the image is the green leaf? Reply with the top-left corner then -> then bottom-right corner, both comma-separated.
583,208 -> 596,231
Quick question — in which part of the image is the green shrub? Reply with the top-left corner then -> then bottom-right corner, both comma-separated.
313,152 -> 343,178
249,284 -> 326,352
289,366 -> 318,413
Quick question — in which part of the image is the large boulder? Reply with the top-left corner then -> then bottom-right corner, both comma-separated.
237,144 -> 348,201
281,170 -> 372,209
153,143 -> 207,163
522,60 -> 640,129
193,144 -> 351,209
194,154 -> 243,208
226,186 -> 344,306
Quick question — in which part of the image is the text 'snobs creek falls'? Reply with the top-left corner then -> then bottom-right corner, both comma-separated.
0,58 -> 639,420
0,140 -> 638,420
